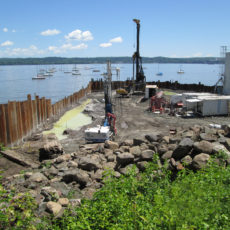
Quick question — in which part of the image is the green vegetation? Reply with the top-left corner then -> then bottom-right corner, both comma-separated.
0,56 -> 222,65
0,143 -> 6,151
53,160 -> 230,229
1,156 -> 230,229
0,174 -> 38,230
163,90 -> 177,96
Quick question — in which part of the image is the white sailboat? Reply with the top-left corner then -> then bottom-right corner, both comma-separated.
177,65 -> 184,74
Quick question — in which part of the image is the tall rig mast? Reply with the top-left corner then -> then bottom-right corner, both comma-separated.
132,19 -> 146,91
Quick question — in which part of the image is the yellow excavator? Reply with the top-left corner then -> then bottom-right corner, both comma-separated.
116,88 -> 129,96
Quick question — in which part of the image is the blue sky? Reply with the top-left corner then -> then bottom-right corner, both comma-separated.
0,0 -> 229,58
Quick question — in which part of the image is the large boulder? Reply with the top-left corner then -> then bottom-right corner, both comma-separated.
140,150 -> 155,161
62,169 -> 90,188
212,142 -> 230,158
54,154 -> 71,164
133,138 -> 145,146
192,153 -> 210,170
172,138 -> 194,160
181,155 -> 192,165
145,134 -> 161,143
193,141 -> 213,154
136,161 -> 148,171
58,198 -> 69,207
200,133 -> 217,142
161,151 -> 173,161
157,144 -> 168,156
28,172 -> 48,183
78,156 -> 100,171
104,140 -> 119,150
39,140 -> 63,161
41,186 -> 60,201
116,152 -> 134,167
46,201 -> 62,216
119,164 -> 139,175
129,146 -> 141,158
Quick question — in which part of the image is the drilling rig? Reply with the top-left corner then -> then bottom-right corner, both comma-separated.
132,18 -> 146,92
85,61 -> 116,142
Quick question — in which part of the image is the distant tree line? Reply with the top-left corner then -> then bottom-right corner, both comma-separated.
0,56 -> 223,65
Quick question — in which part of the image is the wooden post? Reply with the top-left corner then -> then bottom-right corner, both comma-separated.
21,101 -> 29,136
7,101 -> 18,145
32,100 -> 38,128
46,99 -> 52,118
16,102 -> 23,143
0,104 -> 7,146
27,94 -> 34,132
36,95 -> 41,124
40,98 -> 44,122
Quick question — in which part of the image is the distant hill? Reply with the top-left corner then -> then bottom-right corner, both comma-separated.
0,56 -> 222,65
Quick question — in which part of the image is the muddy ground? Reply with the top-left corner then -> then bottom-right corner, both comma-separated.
1,90 -> 230,177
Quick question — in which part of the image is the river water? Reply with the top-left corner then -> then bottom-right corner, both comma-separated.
0,63 -> 220,104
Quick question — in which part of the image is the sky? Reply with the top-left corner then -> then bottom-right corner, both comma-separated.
0,0 -> 230,58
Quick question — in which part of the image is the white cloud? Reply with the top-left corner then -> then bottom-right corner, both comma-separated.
100,42 -> 112,48
193,52 -> 203,57
40,29 -> 61,36
48,46 -> 58,51
65,29 -> 93,41
2,45 -> 45,56
71,43 -> 88,50
30,45 -> 38,50
170,54 -> 178,58
1,40 -> 14,47
3,27 -> 8,32
48,43 -> 88,54
110,36 -> 123,43
12,29 -> 16,33
82,31 -> 93,41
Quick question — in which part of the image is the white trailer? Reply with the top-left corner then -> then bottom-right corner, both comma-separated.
85,125 -> 112,142
197,97 -> 230,116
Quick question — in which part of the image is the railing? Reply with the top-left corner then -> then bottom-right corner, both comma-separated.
0,82 -> 92,147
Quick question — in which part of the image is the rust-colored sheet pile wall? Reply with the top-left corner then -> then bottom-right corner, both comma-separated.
0,82 -> 92,146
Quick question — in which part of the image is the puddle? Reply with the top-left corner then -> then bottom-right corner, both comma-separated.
43,99 -> 92,140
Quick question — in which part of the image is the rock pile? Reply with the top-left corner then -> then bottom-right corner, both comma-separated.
2,124 -> 230,217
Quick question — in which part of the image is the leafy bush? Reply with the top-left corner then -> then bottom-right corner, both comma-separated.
53,158 -> 230,229
1,156 -> 230,229
0,175 -> 38,229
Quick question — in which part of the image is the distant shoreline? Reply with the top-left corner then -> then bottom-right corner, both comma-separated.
0,56 -> 222,65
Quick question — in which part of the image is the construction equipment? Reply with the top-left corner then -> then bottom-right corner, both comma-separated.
85,61 -> 117,142
132,18 -> 146,92
150,91 -> 167,113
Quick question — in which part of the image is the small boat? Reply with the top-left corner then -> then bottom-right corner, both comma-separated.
32,75 -> 45,80
64,71 -> 71,73
156,72 -> 163,76
93,69 -> 100,72
156,64 -> 163,76
72,72 -> 81,75
177,65 -> 184,74
44,73 -> 53,76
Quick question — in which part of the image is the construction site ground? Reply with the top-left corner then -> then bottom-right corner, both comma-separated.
1,89 -> 230,177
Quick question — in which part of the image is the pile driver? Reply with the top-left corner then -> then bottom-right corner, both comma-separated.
132,18 -> 146,92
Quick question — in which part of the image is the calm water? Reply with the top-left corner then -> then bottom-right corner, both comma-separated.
0,63 -> 220,104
